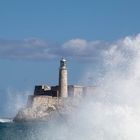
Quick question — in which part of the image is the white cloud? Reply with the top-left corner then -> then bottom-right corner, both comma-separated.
62,39 -> 87,54
0,38 -> 56,60
62,39 -> 105,59
0,34 -> 140,62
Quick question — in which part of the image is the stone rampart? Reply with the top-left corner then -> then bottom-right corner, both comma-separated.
14,95 -> 81,122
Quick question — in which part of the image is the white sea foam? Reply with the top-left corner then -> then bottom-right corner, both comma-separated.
0,118 -> 13,123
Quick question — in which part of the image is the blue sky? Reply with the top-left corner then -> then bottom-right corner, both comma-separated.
0,0 -> 140,117
0,0 -> 140,41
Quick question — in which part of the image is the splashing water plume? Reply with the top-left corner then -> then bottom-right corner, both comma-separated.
71,34 -> 140,140
45,34 -> 140,140
0,89 -> 31,117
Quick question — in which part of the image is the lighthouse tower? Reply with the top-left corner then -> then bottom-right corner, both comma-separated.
59,58 -> 68,97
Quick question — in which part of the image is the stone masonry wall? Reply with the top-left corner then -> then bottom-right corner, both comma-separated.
14,95 -> 82,122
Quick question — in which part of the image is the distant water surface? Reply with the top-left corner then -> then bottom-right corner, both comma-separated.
0,122 -> 51,140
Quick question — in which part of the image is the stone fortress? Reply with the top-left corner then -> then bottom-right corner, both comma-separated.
14,58 -> 95,121
33,58 -> 95,98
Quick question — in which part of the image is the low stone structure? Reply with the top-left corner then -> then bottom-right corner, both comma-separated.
14,58 -> 95,122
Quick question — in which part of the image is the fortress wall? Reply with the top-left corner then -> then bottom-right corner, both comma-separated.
68,85 -> 84,97
83,86 -> 96,96
31,96 -> 58,109
73,87 -> 83,96
27,86 -> 96,110
26,95 -> 76,111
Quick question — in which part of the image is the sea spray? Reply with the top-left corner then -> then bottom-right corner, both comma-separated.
40,34 -> 140,140
0,89 -> 31,117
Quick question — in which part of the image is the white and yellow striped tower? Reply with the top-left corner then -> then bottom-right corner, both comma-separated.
59,58 -> 68,97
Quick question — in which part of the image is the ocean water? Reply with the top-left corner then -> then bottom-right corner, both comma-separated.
0,119 -> 87,140
0,122 -> 51,140
0,122 -> 35,140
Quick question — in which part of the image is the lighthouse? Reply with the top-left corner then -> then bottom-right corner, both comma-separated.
59,58 -> 68,97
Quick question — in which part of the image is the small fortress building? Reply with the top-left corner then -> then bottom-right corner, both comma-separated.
33,58 -> 95,98
14,58 -> 96,121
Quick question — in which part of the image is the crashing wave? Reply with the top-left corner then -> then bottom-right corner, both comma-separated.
0,118 -> 13,123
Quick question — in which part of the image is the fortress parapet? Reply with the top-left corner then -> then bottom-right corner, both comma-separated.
34,85 -> 59,97
33,85 -> 96,97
